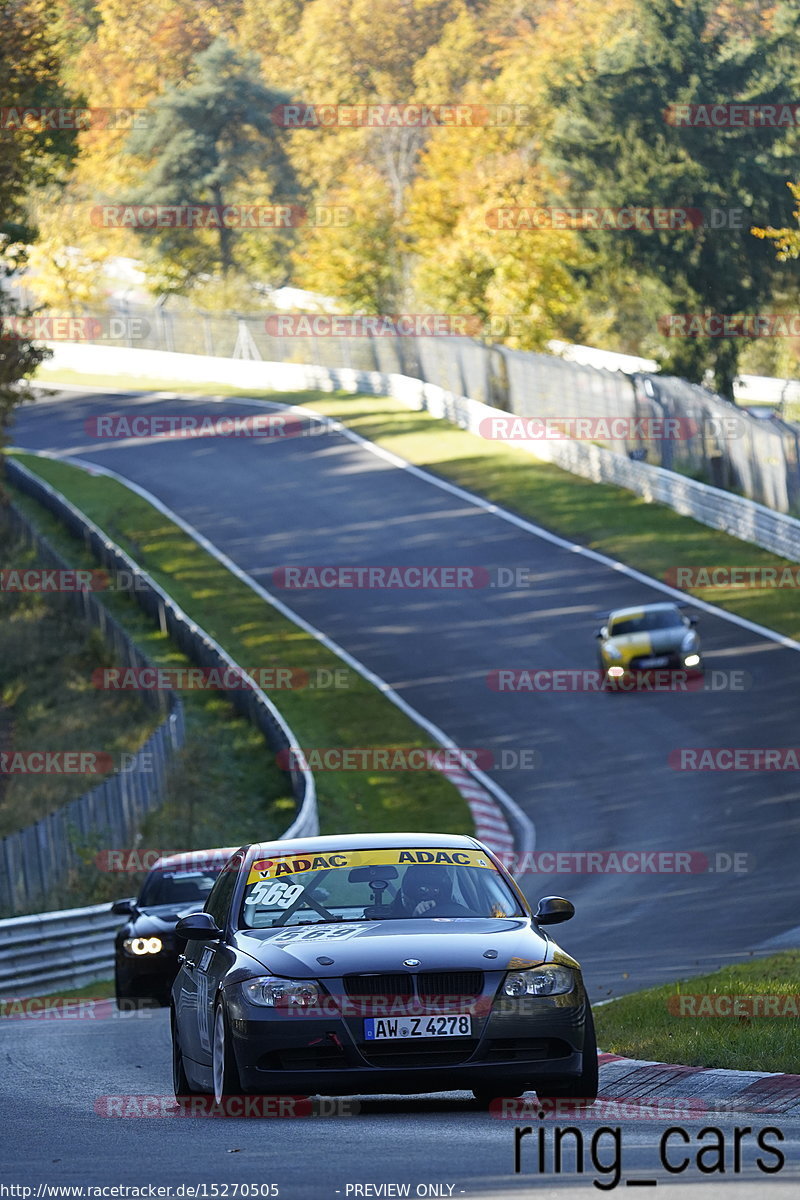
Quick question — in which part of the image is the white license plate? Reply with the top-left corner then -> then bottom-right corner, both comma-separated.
364,1014 -> 472,1040
639,656 -> 668,668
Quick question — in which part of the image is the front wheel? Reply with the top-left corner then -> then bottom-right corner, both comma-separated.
212,1000 -> 243,1106
535,1007 -> 598,1106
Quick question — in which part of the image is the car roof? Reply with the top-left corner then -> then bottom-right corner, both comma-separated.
608,602 -> 681,621
153,846 -> 239,872
249,832 -> 487,858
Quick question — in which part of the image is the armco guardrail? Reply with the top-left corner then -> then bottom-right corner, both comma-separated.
0,902 -> 122,999
30,293 -> 800,514
2,460 -> 317,909
0,498 -> 185,914
39,342 -> 800,564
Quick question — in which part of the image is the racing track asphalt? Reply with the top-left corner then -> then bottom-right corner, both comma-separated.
1,1008 -> 799,1194
9,388 -> 800,999
5,388 -> 800,1196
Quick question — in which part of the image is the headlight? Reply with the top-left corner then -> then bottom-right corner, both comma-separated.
123,936 -> 163,956
605,644 -> 622,661
244,976 -> 321,1008
503,966 -> 574,997
681,633 -> 696,651
684,653 -> 700,667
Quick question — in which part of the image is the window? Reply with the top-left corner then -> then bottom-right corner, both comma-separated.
204,855 -> 242,929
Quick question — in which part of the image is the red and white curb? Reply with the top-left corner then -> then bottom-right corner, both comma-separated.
597,1052 -> 800,1115
434,764 -> 515,856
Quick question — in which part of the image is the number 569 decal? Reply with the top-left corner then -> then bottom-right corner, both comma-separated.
244,879 -> 304,908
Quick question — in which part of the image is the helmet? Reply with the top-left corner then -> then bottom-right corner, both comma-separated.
401,864 -> 453,909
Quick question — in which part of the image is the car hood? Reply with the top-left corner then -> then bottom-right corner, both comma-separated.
233,918 -> 552,978
125,904 -> 200,936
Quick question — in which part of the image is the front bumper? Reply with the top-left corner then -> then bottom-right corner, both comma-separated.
223,983 -> 591,1095
115,946 -> 180,1003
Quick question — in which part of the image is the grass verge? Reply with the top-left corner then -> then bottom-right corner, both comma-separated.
594,952 -> 800,1074
5,452 -> 472,852
29,370 -> 800,640
0,517 -> 158,838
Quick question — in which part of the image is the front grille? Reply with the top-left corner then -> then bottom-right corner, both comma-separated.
344,973 -> 413,999
418,971 -> 483,998
629,654 -> 680,670
343,971 -> 484,1001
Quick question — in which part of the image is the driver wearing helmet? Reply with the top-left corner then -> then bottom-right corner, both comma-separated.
397,864 -> 474,917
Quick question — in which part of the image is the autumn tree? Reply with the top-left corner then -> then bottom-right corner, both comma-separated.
122,38 -> 296,292
0,0 -> 77,457
543,0 -> 800,396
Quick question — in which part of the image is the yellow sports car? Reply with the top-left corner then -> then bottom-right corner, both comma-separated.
595,602 -> 702,686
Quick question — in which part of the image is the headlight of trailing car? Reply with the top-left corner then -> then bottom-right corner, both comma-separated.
604,644 -> 622,661
123,936 -> 163,956
503,966 -> 574,997
681,633 -> 697,652
244,976 -> 321,1008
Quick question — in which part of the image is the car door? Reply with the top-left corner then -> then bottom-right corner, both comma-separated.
177,853 -> 242,1065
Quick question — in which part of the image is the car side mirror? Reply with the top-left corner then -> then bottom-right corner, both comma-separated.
111,898 -> 137,916
688,616 -> 698,626
534,896 -> 575,925
175,912 -> 224,940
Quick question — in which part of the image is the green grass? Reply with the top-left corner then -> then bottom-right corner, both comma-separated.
0,496 -> 299,915
0,519 -> 159,838
5,453 -> 473,851
29,369 -> 800,640
594,952 -> 800,1073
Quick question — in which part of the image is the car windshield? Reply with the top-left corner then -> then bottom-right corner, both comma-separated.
238,848 -> 524,929
138,868 -> 221,907
610,609 -> 684,636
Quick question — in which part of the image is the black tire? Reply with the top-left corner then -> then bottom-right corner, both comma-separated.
535,1006 -> 598,1106
171,1007 -> 194,1104
212,999 -> 243,1106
